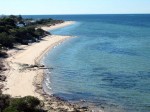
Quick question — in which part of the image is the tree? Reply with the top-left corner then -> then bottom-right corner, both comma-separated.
11,27 -> 35,44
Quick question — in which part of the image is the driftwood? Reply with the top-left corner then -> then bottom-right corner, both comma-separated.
30,64 -> 44,68
22,64 -> 53,70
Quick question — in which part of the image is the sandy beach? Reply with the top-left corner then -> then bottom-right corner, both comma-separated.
3,36 -> 72,99
2,21 -> 75,98
41,21 -> 75,31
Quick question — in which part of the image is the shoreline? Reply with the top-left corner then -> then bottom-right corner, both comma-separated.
41,21 -> 75,31
2,21 -> 91,111
2,35 -> 72,98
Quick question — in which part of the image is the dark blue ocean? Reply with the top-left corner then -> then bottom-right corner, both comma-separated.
24,15 -> 150,112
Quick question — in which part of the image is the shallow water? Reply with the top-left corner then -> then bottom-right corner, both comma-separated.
31,15 -> 150,112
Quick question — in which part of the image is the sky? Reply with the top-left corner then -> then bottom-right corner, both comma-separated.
0,0 -> 150,15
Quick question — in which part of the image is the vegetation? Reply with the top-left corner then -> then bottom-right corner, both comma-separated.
0,32 -> 14,48
27,18 -> 64,26
0,15 -> 64,50
0,93 -> 45,112
0,15 -> 53,49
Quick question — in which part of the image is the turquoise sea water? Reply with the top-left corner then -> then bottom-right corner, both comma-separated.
24,15 -> 150,112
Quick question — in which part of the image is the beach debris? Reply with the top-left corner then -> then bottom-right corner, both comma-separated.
0,75 -> 6,82
0,84 -> 4,89
80,99 -> 86,102
0,59 -> 7,74
22,64 -> 29,67
23,64 -> 53,70
18,63 -> 53,72
0,64 -> 5,71
79,106 -> 89,111
25,64 -> 45,68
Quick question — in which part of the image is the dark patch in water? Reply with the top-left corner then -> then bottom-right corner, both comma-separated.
53,92 -> 95,101
110,49 -> 137,56
92,42 -> 138,56
92,67 -> 107,72
100,72 -> 137,89
137,71 -> 150,79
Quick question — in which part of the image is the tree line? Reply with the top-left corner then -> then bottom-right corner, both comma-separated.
0,15 -> 64,50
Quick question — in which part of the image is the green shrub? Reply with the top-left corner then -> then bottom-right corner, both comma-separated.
0,32 -> 14,48
22,96 -> 40,109
3,107 -> 19,112
0,94 -> 10,111
2,96 -> 42,112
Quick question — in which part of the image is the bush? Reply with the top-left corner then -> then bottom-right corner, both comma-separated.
0,32 -> 14,48
3,107 -> 19,112
0,94 -> 10,111
35,28 -> 45,36
22,96 -> 40,109
2,96 -> 42,112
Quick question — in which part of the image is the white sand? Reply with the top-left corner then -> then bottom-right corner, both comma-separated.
41,21 -> 75,31
2,21 -> 74,99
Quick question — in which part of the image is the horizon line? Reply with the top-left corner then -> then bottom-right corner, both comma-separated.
1,13 -> 150,16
